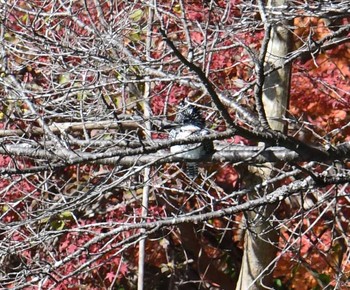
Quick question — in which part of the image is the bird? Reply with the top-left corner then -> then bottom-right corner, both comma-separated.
169,101 -> 214,178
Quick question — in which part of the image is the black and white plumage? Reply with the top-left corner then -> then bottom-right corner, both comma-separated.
169,102 -> 213,178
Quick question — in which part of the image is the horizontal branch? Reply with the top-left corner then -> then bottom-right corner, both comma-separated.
32,169 -> 350,279
111,146 -> 301,166
0,118 -> 162,137
116,170 -> 350,232
1,138 -> 349,174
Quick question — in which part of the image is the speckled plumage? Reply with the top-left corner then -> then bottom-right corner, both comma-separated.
170,102 -> 213,178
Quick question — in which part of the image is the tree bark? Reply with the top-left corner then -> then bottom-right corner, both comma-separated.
235,0 -> 292,289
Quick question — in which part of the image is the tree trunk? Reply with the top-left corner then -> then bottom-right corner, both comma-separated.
235,0 -> 292,289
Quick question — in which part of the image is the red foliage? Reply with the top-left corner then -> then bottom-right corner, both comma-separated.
2,0 -> 350,288
290,17 -> 350,142
215,165 -> 240,191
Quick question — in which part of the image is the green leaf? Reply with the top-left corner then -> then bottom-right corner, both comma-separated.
59,211 -> 73,219
40,217 -> 50,224
273,278 -> 284,289
317,273 -> 331,285
114,71 -> 123,81
77,90 -> 87,100
58,73 -> 70,85
173,4 -> 181,14
4,33 -> 19,44
129,31 -> 141,42
1,205 -> 9,212
130,9 -> 143,22
51,220 -> 65,231
21,13 -> 29,24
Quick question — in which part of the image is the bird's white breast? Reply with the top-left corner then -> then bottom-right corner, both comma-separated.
170,125 -> 208,158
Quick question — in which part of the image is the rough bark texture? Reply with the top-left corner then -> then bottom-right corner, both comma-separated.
235,0 -> 292,289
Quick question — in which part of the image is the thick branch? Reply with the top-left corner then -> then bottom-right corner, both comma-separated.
1,141 -> 350,174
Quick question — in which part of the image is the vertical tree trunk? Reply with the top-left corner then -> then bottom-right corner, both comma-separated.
262,1 -> 292,133
235,0 -> 292,289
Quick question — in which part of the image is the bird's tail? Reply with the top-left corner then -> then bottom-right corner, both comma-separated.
186,162 -> 199,178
